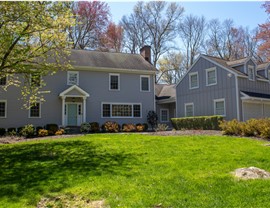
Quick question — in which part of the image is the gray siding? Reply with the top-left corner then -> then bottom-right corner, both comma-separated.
176,57 -> 237,120
0,70 -> 155,128
156,102 -> 175,126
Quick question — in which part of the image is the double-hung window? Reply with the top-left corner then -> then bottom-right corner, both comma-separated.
29,102 -> 41,118
185,103 -> 194,117
140,75 -> 150,92
109,73 -> 120,90
214,99 -> 226,116
67,71 -> 79,85
248,65 -> 255,81
189,72 -> 199,89
102,103 -> 141,118
0,100 -> 7,118
206,67 -> 217,86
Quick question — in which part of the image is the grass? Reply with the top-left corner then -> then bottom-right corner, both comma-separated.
1,134 -> 270,207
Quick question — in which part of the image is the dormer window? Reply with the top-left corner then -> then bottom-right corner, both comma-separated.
248,65 -> 255,81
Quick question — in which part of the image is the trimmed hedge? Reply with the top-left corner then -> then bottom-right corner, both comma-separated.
171,116 -> 223,130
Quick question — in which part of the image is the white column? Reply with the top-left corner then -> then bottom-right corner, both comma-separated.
61,96 -> 66,126
83,97 -> 87,123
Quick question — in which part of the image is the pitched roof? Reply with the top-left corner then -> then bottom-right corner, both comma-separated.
155,84 -> 176,101
241,91 -> 270,99
226,57 -> 249,66
201,55 -> 246,76
257,63 -> 270,70
69,49 -> 156,71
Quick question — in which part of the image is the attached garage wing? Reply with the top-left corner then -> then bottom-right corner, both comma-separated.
241,91 -> 270,121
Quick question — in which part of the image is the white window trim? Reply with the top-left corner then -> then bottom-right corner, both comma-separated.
189,72 -> 199,89
248,65 -> 255,81
185,103 -> 194,117
206,67 -> 217,86
160,108 -> 169,122
109,73 -> 120,91
67,71 -> 79,86
214,98 -> 226,117
0,100 -> 7,118
101,102 -> 142,118
140,75 -> 150,92
29,102 -> 41,118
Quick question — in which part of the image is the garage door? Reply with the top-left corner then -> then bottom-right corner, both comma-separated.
243,102 -> 270,121
243,102 -> 263,121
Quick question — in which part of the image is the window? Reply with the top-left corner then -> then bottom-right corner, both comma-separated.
185,103 -> 194,117
189,72 -> 199,89
140,75 -> 150,92
102,103 -> 141,118
109,73 -> 120,90
248,65 -> 255,81
160,109 -> 169,122
0,76 -> 7,86
206,67 -> 217,86
30,102 -> 41,118
0,101 -> 7,118
67,71 -> 79,85
214,99 -> 226,116
31,73 -> 41,87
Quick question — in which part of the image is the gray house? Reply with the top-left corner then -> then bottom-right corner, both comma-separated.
0,46 -> 156,128
176,55 -> 270,121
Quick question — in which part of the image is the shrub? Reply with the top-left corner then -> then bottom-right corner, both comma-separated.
0,128 -> 6,136
90,122 -> 100,133
102,121 -> 120,133
142,123 -> 148,131
171,116 -> 223,130
7,128 -> 17,136
155,123 -> 169,132
258,119 -> 270,139
122,123 -> 136,132
147,111 -> 158,130
38,129 -> 48,137
19,124 -> 35,138
55,129 -> 65,136
36,126 -> 43,135
80,122 -> 91,133
136,123 -> 144,132
17,127 -> 24,135
45,124 -> 59,135
242,119 -> 261,137
219,119 -> 243,136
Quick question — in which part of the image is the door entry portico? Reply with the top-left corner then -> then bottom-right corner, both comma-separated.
59,85 -> 90,126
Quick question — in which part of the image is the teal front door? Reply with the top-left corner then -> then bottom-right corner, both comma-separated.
67,104 -> 77,126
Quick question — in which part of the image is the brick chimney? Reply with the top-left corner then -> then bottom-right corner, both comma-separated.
140,45 -> 151,64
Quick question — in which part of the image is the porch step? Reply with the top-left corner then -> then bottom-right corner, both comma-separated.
65,126 -> 81,134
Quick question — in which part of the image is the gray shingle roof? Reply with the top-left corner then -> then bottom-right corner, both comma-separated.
69,49 -> 156,71
155,84 -> 176,99
226,57 -> 249,66
257,63 -> 269,70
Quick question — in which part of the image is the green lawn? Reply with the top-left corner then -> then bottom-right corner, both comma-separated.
1,134 -> 270,208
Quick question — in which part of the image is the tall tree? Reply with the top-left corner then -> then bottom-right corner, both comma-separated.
157,51 -> 185,84
179,15 -> 207,70
256,2 -> 270,61
68,1 -> 110,50
100,22 -> 124,52
121,13 -> 150,53
123,2 -> 184,66
0,2 -> 74,107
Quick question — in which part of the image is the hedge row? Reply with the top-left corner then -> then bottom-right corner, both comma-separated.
171,116 -> 223,130
219,118 -> 270,139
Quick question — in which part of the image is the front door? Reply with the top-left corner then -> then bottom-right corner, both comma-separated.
67,104 -> 78,126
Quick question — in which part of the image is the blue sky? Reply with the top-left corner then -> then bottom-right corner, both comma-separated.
108,1 -> 268,29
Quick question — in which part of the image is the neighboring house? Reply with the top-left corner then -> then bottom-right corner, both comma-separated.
155,84 -> 176,125
0,46 -> 156,128
176,54 -> 270,121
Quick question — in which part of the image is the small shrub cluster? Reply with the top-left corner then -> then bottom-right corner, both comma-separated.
171,116 -> 223,130
102,121 -> 120,133
219,118 -> 270,139
122,123 -> 136,132
155,123 -> 169,132
90,122 -> 100,133
80,122 -> 91,133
